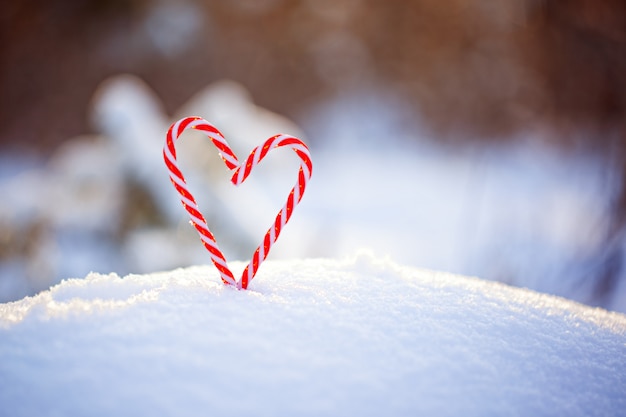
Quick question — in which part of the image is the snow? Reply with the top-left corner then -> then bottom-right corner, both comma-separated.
1,252 -> 625,416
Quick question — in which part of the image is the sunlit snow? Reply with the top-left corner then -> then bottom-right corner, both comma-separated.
1,252 -> 624,416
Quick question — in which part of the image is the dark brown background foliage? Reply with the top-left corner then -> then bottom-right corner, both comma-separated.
1,0 -> 625,300
2,0 -> 625,148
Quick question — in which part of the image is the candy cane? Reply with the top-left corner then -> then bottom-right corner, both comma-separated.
163,116 -> 312,289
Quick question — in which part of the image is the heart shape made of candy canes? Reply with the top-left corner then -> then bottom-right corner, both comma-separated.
163,116 -> 312,289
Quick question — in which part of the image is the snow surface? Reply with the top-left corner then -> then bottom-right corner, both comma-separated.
1,252 -> 625,416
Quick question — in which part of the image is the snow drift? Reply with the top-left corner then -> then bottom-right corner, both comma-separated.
1,252 -> 625,416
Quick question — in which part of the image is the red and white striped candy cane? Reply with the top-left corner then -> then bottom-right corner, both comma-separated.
163,116 -> 312,289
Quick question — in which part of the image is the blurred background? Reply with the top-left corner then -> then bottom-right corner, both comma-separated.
1,0 -> 625,312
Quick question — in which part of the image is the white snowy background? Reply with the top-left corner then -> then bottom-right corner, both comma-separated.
0,75 -> 624,312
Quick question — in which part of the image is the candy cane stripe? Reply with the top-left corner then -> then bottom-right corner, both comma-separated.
164,116 -> 312,289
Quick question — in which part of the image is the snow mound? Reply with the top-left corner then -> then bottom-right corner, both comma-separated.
1,253 -> 625,416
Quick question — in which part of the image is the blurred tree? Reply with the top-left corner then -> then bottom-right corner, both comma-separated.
525,0 -> 626,303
